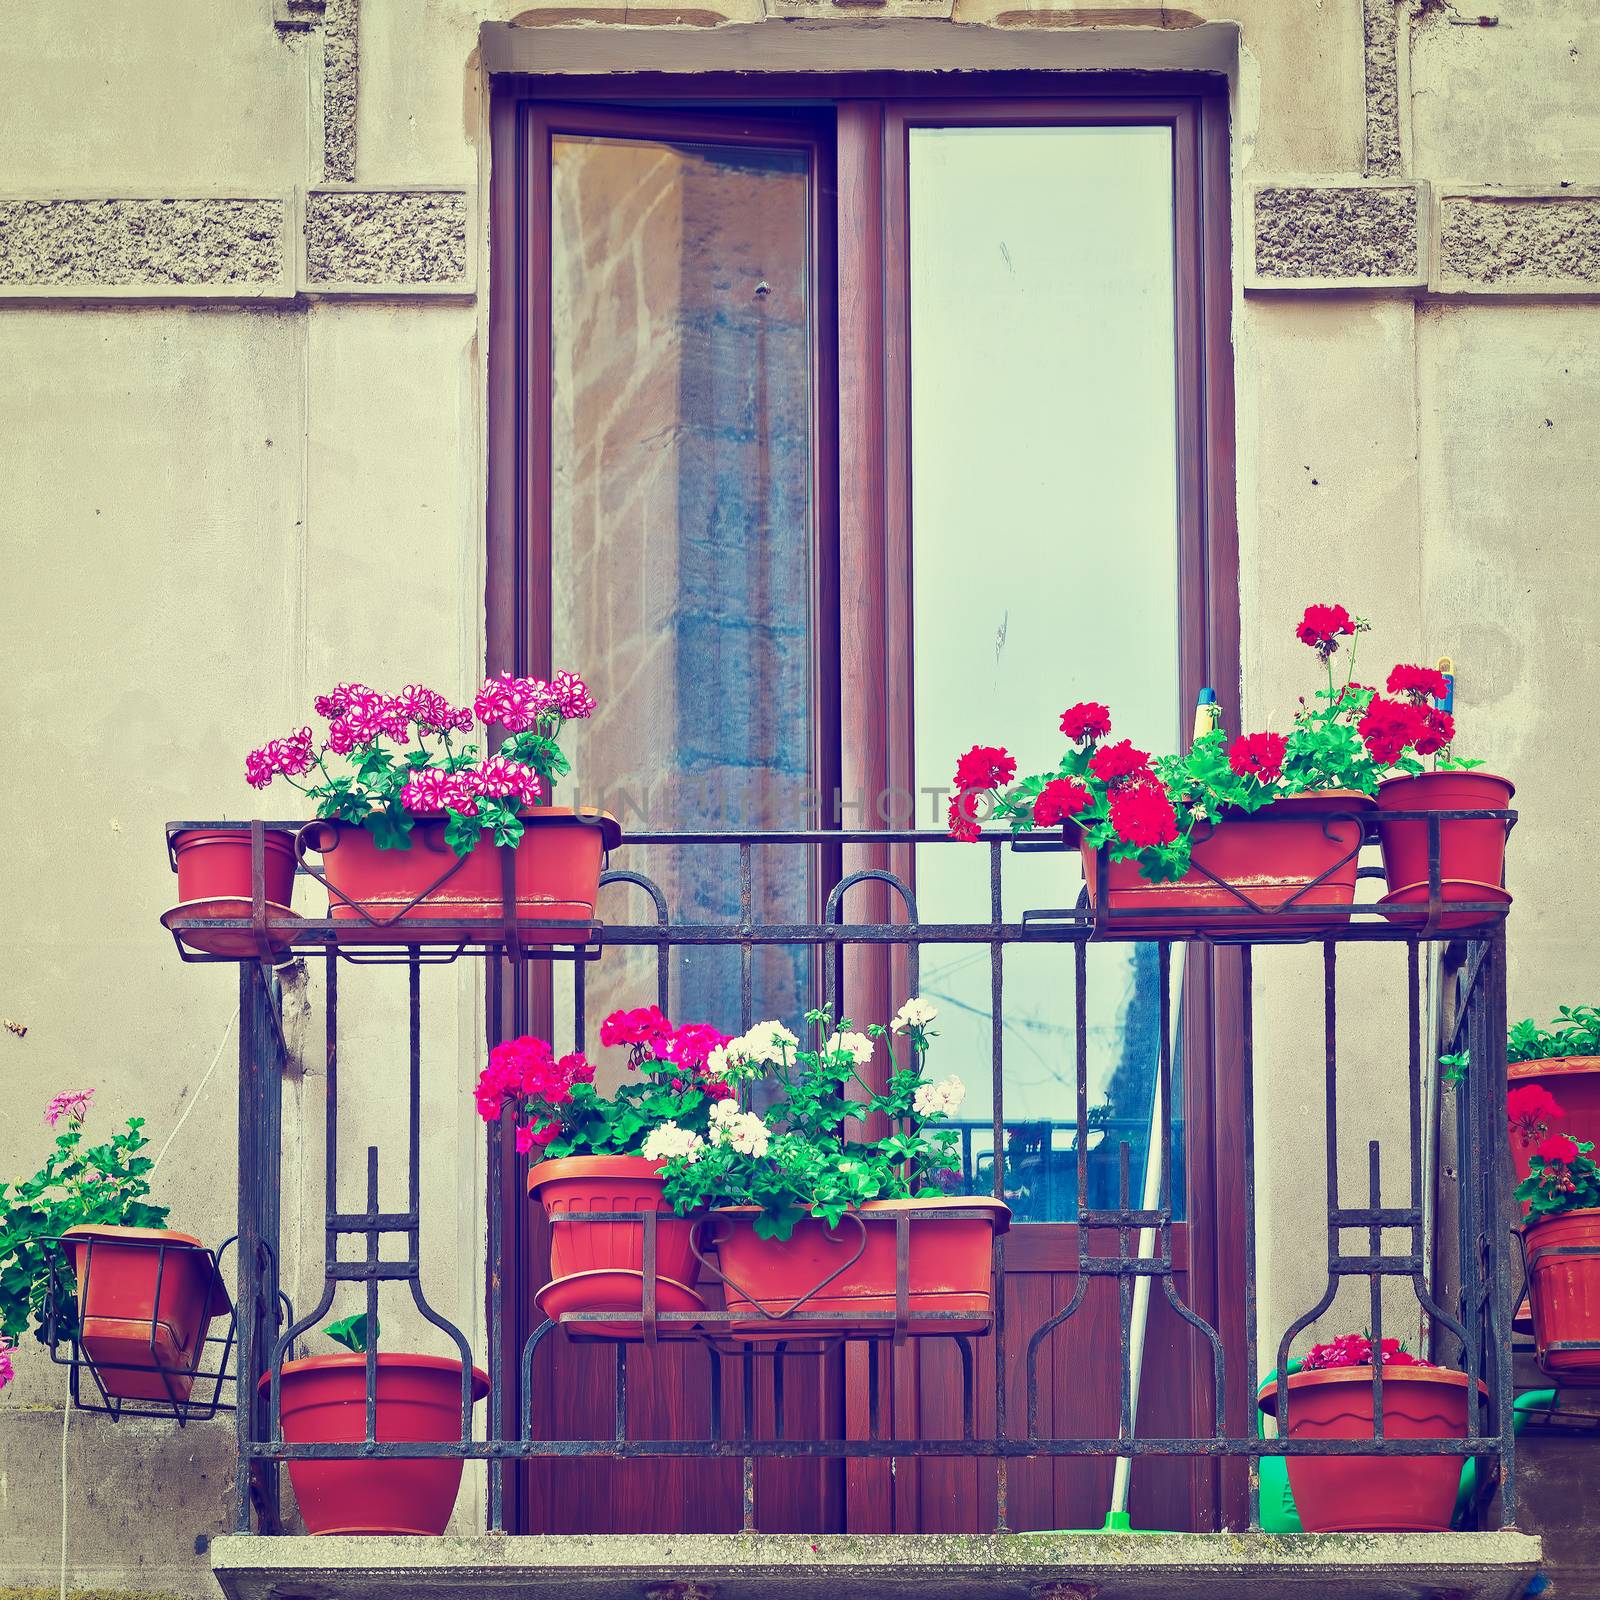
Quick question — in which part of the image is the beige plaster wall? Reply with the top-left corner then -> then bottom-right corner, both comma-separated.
1,0 -> 1598,1592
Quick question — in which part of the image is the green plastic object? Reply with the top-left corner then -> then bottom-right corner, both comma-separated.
1256,1364 -> 1553,1533
1024,1511 -> 1175,1536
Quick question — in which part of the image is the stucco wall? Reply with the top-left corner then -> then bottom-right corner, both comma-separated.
2,0 -> 1598,1593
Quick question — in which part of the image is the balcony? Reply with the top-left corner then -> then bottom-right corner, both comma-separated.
140,822 -> 1540,1597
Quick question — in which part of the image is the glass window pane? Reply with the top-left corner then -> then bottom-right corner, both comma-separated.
907,125 -> 1185,1221
549,133 -> 816,1037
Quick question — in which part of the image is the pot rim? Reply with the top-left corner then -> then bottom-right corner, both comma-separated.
1510,1056 -> 1600,1077
306,806 -> 622,854
527,1153 -> 668,1192
713,1196 -> 1012,1235
1257,1364 -> 1484,1411
266,1352 -> 491,1395
1521,1205 -> 1600,1235
62,1223 -> 207,1249
173,828 -> 298,853
1376,770 -> 1516,799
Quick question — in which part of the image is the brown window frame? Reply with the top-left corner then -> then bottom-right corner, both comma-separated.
487,72 -> 1243,1534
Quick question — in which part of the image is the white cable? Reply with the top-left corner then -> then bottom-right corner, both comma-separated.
58,1396 -> 70,1600
150,1005 -> 239,1174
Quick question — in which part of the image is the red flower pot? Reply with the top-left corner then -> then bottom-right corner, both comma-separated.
1374,771 -> 1515,929
304,808 -> 619,943
167,829 -> 298,956
1256,1366 -> 1480,1532
528,1154 -> 699,1298
1522,1208 -> 1600,1383
1080,792 -> 1372,936
268,1354 -> 489,1535
1509,1058 -> 1600,1193
709,1197 -> 1010,1339
61,1225 -> 230,1403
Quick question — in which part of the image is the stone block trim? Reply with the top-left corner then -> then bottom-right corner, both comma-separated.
302,187 -> 473,294
1248,181 -> 1427,291
0,195 -> 292,299
1435,190 -> 1600,295
323,0 -> 360,183
1362,0 -> 1404,177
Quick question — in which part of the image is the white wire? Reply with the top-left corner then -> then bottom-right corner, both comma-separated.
151,1005 -> 239,1174
58,1396 -> 69,1600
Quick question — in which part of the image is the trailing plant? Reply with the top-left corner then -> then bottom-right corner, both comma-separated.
946,603 -> 1482,884
326,1312 -> 375,1353
244,672 -> 596,859
1509,1086 -> 1600,1218
0,1091 -> 167,1389
650,999 -> 966,1242
472,1008 -> 735,1158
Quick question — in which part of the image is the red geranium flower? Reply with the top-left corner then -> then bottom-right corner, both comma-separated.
947,790 -> 982,842
1412,707 -> 1455,757
1089,739 -> 1152,786
1536,1133 -> 1581,1166
1032,777 -> 1092,829
1058,702 -> 1112,743
1358,696 -> 1432,763
1296,603 -> 1357,656
599,1006 -> 674,1054
1228,731 -> 1288,782
1304,1334 -> 1425,1371
1386,664 -> 1450,704
953,745 -> 1017,794
1508,1084 -> 1565,1147
1108,780 -> 1179,849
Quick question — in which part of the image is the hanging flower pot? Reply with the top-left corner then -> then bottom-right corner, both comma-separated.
528,1154 -> 700,1290
1257,1357 -> 1482,1532
1522,1209 -> 1600,1383
304,807 -> 619,943
1079,792 -> 1372,935
164,828 -> 299,957
1509,1057 -> 1600,1194
708,1196 -> 1010,1339
1374,770 -> 1515,928
269,1354 -> 488,1535
61,1225 -> 230,1404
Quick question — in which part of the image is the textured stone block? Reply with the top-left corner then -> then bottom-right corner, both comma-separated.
1435,189 -> 1600,295
322,0 -> 360,182
0,195 -> 292,299
302,187 -> 473,294
1362,0 -> 1404,177
1248,181 -> 1427,292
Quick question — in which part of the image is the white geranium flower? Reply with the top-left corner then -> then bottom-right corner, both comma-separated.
642,1122 -> 706,1164
824,1030 -> 875,1067
738,1020 -> 798,1065
912,1074 -> 966,1120
708,1101 -> 771,1158
891,997 -> 939,1034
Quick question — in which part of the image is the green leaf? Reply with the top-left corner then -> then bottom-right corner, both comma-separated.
326,1312 -> 375,1353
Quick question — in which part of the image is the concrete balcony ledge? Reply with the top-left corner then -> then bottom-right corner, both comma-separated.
212,1530 -> 1543,1600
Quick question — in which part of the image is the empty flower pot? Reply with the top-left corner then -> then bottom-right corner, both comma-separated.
1374,771 -> 1515,928
1257,1366 -> 1482,1532
61,1225 -> 230,1404
167,829 -> 299,956
710,1197 -> 1011,1339
269,1354 -> 489,1536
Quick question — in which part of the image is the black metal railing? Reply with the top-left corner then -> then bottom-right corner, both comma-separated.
154,818 -> 1516,1537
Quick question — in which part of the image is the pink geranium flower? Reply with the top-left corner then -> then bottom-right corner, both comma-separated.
44,1088 -> 94,1127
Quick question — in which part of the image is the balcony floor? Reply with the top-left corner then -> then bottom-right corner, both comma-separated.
212,1530 -> 1542,1600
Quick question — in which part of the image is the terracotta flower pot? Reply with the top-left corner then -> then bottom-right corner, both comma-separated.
61,1225 -> 230,1404
268,1354 -> 489,1536
709,1197 -> 1011,1339
1522,1208 -> 1600,1383
1509,1058 -> 1600,1196
528,1154 -> 699,1294
1256,1366 -> 1481,1532
1079,792 -> 1373,936
304,808 -> 620,943
1374,771 -> 1514,929
167,828 -> 298,956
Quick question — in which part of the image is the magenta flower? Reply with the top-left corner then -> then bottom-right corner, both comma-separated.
0,1343 -> 13,1393
44,1088 -> 94,1127
552,670 -> 597,721
465,756 -> 544,807
475,673 -> 563,734
394,683 -> 474,735
244,727 -> 315,789
313,681 -> 374,719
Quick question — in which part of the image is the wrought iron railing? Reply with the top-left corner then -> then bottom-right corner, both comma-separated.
149,819 -> 1517,1536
